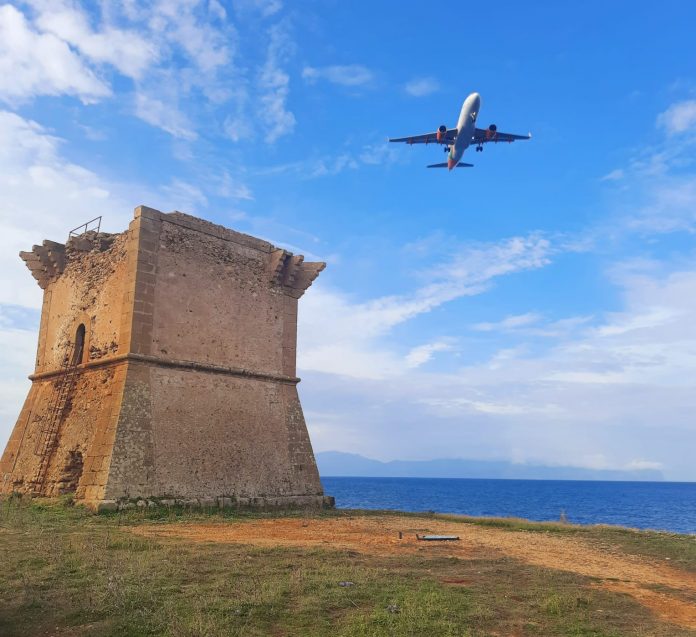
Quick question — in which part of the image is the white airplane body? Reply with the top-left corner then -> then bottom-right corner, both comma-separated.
389,92 -> 531,170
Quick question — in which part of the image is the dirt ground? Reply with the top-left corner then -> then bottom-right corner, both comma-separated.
132,514 -> 696,630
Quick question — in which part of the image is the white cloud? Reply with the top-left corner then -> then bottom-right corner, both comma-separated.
208,0 -> 227,20
134,91 -> 197,140
0,109 -> 138,449
404,77 -> 439,97
297,235 -> 696,479
308,154 -> 359,177
223,112 -> 253,142
216,171 -> 254,200
302,65 -> 374,87
657,99 -> 696,134
358,142 -> 401,166
29,0 -> 159,80
473,313 -> 542,332
234,0 -> 283,17
160,178 -> 208,210
625,459 -> 663,471
144,0 -> 232,75
0,2 -> 300,144
0,110 -> 133,308
2,2 -> 244,139
600,168 -> 624,181
0,4 -> 110,104
258,23 -> 296,142
253,140 -> 400,178
624,176 -> 696,234
298,234 -> 554,379
600,102 -> 696,235
405,340 -> 453,369
0,311 -> 37,423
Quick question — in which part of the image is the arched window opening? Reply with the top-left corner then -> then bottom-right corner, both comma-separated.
73,323 -> 86,365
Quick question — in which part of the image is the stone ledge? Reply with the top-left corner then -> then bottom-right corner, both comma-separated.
86,494 -> 334,512
29,353 -> 301,385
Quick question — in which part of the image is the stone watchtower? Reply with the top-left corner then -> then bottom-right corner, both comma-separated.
0,206 -> 332,510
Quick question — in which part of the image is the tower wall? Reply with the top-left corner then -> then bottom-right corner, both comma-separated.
0,206 -> 330,509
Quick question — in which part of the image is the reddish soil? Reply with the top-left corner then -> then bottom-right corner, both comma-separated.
132,515 -> 696,629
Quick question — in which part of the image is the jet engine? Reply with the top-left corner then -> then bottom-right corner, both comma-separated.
436,124 -> 447,142
486,124 -> 497,139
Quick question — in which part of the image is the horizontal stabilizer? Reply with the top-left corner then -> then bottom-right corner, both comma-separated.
426,162 -> 474,168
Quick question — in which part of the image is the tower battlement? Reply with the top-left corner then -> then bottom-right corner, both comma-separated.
1,206 -> 331,510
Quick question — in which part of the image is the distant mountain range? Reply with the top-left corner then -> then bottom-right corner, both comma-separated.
316,451 -> 664,482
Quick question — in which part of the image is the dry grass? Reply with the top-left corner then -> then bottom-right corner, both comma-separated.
1,497 -> 694,636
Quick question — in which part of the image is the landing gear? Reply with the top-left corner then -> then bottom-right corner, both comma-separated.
444,145 -> 450,153
475,144 -> 483,152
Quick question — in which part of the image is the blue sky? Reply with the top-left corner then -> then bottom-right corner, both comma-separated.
1,0 -> 696,479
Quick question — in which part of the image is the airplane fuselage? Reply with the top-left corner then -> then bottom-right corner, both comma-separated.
447,92 -> 481,170
388,91 -> 529,169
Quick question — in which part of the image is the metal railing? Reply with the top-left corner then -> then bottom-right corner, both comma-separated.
69,216 -> 102,238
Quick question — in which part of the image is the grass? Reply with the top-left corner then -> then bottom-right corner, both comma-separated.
1,497 -> 694,636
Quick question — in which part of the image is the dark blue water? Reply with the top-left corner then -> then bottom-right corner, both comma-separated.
321,477 -> 696,534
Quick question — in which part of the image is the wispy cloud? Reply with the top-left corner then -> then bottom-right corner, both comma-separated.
472,313 -> 542,332
300,261 -> 696,477
134,90 -> 197,140
2,2 -> 298,144
404,76 -> 439,97
233,0 -> 283,17
302,65 -> 374,87
405,340 -> 454,368
0,110 -> 130,308
657,99 -> 696,134
258,22 -> 296,142
299,234 -> 554,379
600,168 -> 624,181
599,98 -> 696,235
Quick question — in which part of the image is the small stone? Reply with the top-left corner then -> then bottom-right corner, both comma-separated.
387,604 -> 400,614
338,581 -> 354,587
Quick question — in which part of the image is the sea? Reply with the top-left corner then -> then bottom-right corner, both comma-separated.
321,476 -> 696,535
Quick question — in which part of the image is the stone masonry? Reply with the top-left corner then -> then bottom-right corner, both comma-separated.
0,206 -> 333,510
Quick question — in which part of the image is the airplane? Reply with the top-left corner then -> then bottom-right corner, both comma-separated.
389,92 -> 531,170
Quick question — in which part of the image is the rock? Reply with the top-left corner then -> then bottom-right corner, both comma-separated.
96,500 -> 118,512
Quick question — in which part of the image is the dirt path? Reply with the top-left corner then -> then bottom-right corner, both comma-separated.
132,515 -> 696,629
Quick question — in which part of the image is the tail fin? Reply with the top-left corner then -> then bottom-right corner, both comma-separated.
427,162 -> 474,168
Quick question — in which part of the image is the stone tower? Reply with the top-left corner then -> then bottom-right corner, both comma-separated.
0,206 -> 332,510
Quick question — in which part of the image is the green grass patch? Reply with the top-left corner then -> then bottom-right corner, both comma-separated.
1,497 -> 693,636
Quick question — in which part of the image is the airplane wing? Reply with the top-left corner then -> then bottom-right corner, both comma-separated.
427,162 -> 473,168
472,128 -> 531,144
389,128 -> 457,145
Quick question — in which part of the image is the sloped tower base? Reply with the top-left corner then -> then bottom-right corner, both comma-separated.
0,207 -> 332,510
